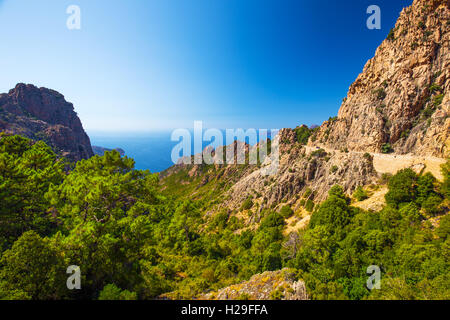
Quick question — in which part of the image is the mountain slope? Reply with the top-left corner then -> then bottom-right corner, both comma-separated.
311,0 -> 449,157
0,83 -> 93,161
161,0 -> 449,227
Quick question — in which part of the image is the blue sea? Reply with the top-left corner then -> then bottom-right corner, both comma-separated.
88,131 -> 177,172
88,130 -> 275,173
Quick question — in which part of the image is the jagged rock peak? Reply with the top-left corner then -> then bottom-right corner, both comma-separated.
0,83 -> 94,161
311,0 -> 449,157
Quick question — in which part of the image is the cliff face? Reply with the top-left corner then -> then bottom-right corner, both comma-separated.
161,0 -> 449,228
0,83 -> 93,161
311,0 -> 449,157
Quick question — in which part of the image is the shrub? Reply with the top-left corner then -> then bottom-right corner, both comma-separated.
436,215 -> 450,239
433,94 -> 444,107
98,284 -> 137,300
381,143 -> 393,154
429,84 -> 442,93
385,169 -> 418,208
295,125 -> 312,145
280,205 -> 294,219
363,152 -> 373,161
305,200 -> 315,212
303,188 -> 313,199
330,165 -> 339,174
421,194 -> 443,216
373,88 -> 387,100
380,173 -> 393,184
387,28 -> 395,41
241,198 -> 254,211
353,186 -> 369,202
311,149 -> 327,158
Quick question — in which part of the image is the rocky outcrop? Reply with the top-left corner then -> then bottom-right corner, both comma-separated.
201,269 -> 309,300
0,83 -> 93,161
311,0 -> 449,157
221,129 -> 378,214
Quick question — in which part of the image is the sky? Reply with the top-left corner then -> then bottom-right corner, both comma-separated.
0,0 -> 413,132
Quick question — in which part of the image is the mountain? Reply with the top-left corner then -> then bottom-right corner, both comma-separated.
0,83 -> 93,162
311,0 -> 449,157
161,0 -> 449,226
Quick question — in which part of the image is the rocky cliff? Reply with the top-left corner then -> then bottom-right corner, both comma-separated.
311,0 -> 449,157
200,269 -> 309,300
0,83 -> 93,161
161,0 -> 449,227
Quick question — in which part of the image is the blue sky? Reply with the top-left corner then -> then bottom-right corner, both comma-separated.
0,0 -> 412,132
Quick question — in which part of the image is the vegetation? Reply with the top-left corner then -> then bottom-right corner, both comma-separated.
381,143 -> 394,154
294,126 -> 313,145
353,186 -> 369,202
0,134 -> 448,300
387,28 -> 395,41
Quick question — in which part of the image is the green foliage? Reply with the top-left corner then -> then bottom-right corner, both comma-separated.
373,88 -> 387,100
353,186 -> 368,202
381,143 -> 393,154
305,200 -> 315,213
98,284 -> 137,300
280,205 -> 294,219
311,149 -> 327,158
241,198 -> 254,211
0,134 -> 448,301
441,161 -> 450,199
0,231 -> 67,300
387,28 -> 395,41
385,169 -> 418,208
433,94 -> 444,107
0,135 -> 64,250
437,215 -> 450,240
295,125 -> 312,145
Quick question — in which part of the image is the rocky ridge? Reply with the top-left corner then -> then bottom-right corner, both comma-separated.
161,0 -> 449,227
311,0 -> 449,157
0,83 -> 93,161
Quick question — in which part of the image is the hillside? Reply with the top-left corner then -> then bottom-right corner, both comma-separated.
0,83 -> 93,161
311,0 -> 449,157
161,0 -> 449,227
0,0 -> 449,301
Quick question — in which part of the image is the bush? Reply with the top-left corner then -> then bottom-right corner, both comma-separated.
305,200 -> 315,212
353,186 -> 369,202
387,28 -> 395,41
381,143 -> 393,154
373,88 -> 387,100
385,169 -> 418,208
241,198 -> 254,211
295,125 -> 312,145
436,215 -> 450,239
380,173 -> 393,184
421,195 -> 443,216
433,94 -> 444,107
311,149 -> 328,158
330,165 -> 339,174
280,205 -> 294,219
363,152 -> 373,161
98,284 -> 137,300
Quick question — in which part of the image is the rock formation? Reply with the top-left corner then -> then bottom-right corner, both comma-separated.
311,0 -> 449,157
200,269 -> 309,300
0,83 -> 93,161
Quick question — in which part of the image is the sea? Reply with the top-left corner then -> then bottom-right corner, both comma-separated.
88,130 -> 275,173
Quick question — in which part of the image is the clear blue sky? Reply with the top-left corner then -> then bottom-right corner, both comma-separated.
0,0 -> 412,132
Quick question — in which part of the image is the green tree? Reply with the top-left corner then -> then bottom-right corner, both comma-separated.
0,231 -> 67,300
